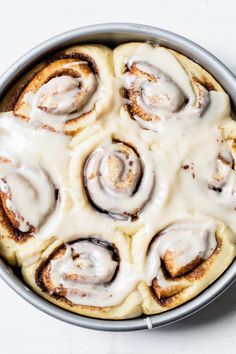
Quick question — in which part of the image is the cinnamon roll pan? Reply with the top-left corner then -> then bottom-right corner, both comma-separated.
0,23 -> 235,331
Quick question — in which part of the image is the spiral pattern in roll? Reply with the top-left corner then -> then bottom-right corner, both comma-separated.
146,222 -> 216,300
207,143 -> 236,209
114,42 -> 210,131
7,45 -> 113,134
0,160 -> 57,240
138,220 -> 236,314
83,140 -> 154,220
35,238 -> 119,305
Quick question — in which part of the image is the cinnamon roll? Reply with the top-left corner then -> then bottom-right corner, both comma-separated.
83,139 -> 153,220
22,237 -> 142,319
68,122 -> 170,234
204,122 -> 236,210
0,160 -> 58,265
0,112 -> 69,265
208,147 -> 235,197
0,41 -> 235,320
139,220 -> 236,314
113,42 -> 224,131
0,45 -> 113,134
177,119 -> 236,228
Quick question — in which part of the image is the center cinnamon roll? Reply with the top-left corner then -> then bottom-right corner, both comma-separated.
83,140 -> 153,220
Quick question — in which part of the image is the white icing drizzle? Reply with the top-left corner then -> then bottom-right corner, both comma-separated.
207,146 -> 236,208
38,76 -> 89,115
122,44 -> 210,131
0,166 -> 55,232
127,44 -> 196,102
136,62 -> 186,113
50,239 -> 138,307
145,220 -> 217,287
22,61 -> 105,131
0,112 -> 70,235
83,141 -> 154,219
51,241 -> 117,284
48,219 -> 217,306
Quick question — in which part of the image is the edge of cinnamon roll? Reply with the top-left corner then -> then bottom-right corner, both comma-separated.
0,159 -> 59,266
206,121 -> 236,205
113,42 -> 225,131
139,221 -> 236,315
0,45 -> 113,135
22,238 -> 142,319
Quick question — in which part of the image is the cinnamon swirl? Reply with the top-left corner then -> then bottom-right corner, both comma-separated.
138,220 -> 235,314
22,236 -> 142,319
0,112 -> 69,265
113,42 -> 224,131
0,45 -> 113,135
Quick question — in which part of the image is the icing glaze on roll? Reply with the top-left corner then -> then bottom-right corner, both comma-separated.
37,74 -> 97,115
20,61 -> 101,131
35,238 -> 139,307
141,220 -> 222,304
208,146 -> 236,208
0,112 -> 69,242
10,45 -> 113,133
114,43 -> 212,131
83,140 -> 154,220
146,220 -> 217,283
0,166 -> 55,232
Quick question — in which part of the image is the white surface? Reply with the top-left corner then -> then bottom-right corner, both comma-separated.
0,0 -> 236,353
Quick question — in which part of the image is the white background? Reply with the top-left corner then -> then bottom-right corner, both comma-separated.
0,0 -> 235,353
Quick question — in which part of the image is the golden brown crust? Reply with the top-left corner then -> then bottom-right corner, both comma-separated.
35,238 -> 119,308
14,57 -> 97,123
0,178 -> 35,234
151,236 -> 222,307
0,45 -> 113,136
47,52 -> 99,75
162,251 -> 202,277
170,49 -> 223,93
22,238 -> 142,319
3,53 -> 98,114
0,192 -> 32,243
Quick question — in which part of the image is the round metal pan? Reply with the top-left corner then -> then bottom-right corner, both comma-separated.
0,23 -> 235,331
